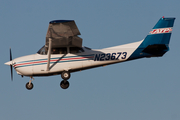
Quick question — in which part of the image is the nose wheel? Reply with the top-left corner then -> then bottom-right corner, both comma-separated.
25,77 -> 34,90
26,82 -> 34,90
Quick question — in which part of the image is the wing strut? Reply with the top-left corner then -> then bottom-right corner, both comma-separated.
46,38 -> 52,71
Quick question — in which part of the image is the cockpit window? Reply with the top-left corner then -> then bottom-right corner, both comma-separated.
37,46 -> 67,55
70,47 -> 84,54
37,46 -> 83,55
37,46 -> 48,55
52,47 -> 67,54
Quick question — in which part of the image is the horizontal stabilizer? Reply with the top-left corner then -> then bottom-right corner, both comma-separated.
142,44 -> 168,56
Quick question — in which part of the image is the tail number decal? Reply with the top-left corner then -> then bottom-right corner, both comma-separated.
94,52 -> 127,61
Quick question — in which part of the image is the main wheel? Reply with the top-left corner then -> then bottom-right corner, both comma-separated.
60,80 -> 70,89
26,82 -> 34,90
61,71 -> 71,80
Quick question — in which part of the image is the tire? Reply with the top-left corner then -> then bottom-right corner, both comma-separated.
26,82 -> 34,90
61,71 -> 71,80
60,80 -> 70,89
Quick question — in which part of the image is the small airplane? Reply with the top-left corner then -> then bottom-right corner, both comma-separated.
5,16 -> 175,90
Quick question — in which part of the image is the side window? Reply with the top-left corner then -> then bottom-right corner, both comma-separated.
52,47 -> 67,54
70,47 -> 84,54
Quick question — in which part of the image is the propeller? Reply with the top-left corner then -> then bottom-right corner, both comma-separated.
10,48 -> 13,81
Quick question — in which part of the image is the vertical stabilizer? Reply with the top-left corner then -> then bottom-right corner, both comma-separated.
129,17 -> 175,60
141,17 -> 175,48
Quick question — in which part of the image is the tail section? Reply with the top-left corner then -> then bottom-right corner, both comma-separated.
129,17 -> 175,60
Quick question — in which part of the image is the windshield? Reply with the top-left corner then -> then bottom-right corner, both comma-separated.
37,46 -> 48,55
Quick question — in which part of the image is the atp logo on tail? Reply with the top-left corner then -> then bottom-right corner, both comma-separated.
149,28 -> 172,34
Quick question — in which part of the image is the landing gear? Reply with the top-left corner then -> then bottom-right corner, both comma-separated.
60,80 -> 70,89
60,71 -> 71,89
26,82 -> 34,90
25,77 -> 34,90
61,71 -> 71,80
24,72 -> 72,90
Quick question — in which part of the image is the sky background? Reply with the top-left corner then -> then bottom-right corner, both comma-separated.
0,0 -> 180,120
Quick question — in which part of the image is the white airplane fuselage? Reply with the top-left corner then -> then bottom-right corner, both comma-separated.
12,40 -> 143,77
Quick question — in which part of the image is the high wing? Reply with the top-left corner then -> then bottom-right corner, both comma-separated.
46,20 -> 82,48
45,20 -> 83,71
